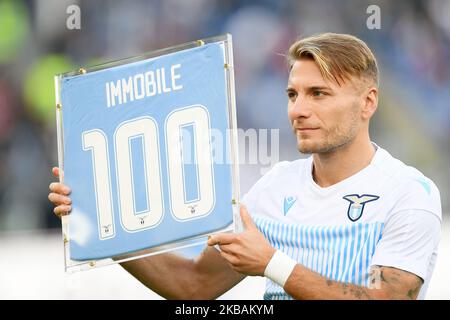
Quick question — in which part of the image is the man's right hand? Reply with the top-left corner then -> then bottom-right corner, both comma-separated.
48,167 -> 72,218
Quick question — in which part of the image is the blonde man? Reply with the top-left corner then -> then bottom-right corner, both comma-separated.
49,33 -> 441,300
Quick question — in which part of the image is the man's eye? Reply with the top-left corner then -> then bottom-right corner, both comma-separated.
287,91 -> 297,99
312,91 -> 326,97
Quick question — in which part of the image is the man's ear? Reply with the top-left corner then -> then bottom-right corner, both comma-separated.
362,86 -> 378,120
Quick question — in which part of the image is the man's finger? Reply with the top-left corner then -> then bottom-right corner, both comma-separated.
219,250 -> 238,266
54,205 -> 72,217
48,193 -> 72,206
207,233 -> 236,246
49,182 -> 71,195
218,243 -> 237,255
52,167 -> 64,179
52,167 -> 59,178
240,205 -> 256,230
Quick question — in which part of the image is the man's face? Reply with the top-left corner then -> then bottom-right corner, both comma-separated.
287,58 -> 367,154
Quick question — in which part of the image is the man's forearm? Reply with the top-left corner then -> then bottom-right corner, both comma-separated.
119,251 -> 200,299
283,264 -> 379,299
283,264 -> 421,300
116,246 -> 245,300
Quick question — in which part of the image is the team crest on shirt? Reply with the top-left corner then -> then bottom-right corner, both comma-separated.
343,194 -> 380,222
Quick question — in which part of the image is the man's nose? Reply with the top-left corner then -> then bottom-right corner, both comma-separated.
290,96 -> 312,118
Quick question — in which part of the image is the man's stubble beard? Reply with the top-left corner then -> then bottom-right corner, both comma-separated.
296,106 -> 360,155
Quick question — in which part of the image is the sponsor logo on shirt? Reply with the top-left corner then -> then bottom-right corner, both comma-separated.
283,196 -> 297,215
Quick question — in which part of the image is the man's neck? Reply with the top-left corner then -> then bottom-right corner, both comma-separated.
312,137 -> 376,188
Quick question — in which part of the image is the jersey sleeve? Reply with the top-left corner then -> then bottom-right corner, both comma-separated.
371,173 -> 442,281
370,209 -> 441,281
390,171 -> 442,219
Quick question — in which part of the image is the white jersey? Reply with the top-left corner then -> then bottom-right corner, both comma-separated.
242,144 -> 442,300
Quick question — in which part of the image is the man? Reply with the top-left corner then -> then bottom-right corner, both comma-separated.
49,33 -> 441,300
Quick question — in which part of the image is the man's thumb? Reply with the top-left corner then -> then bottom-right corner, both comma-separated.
240,205 -> 256,230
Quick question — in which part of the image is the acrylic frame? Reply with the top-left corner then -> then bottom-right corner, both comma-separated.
54,34 -> 241,273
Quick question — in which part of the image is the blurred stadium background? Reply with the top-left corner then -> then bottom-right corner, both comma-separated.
0,0 -> 449,299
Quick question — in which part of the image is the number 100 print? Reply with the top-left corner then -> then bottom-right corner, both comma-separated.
82,105 -> 216,239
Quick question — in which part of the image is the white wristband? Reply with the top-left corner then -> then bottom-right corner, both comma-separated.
263,250 -> 297,287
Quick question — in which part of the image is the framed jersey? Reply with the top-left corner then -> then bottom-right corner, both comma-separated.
54,34 -> 240,272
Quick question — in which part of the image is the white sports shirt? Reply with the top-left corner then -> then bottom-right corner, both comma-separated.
242,144 -> 442,300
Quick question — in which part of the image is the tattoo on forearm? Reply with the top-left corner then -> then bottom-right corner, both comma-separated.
342,283 -> 349,295
326,278 -> 372,299
406,280 -> 422,299
323,265 -> 422,300
369,265 -> 382,289
369,265 -> 422,299
349,286 -> 373,300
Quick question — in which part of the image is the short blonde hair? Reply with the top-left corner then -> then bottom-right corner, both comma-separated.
287,33 -> 379,87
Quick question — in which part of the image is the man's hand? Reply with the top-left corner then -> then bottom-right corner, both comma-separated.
48,167 -> 72,218
207,205 -> 276,276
